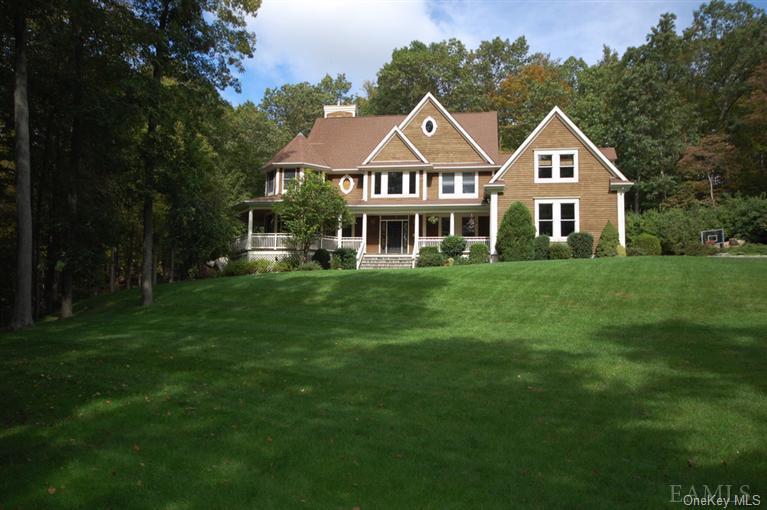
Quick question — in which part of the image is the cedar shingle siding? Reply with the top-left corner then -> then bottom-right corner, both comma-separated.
496,116 -> 618,248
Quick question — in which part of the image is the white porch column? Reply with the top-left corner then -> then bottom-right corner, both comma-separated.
414,212 -> 420,255
361,213 -> 368,254
246,208 -> 253,250
422,171 -> 428,200
275,169 -> 281,195
449,212 -> 455,236
617,191 -> 626,247
336,214 -> 343,248
362,172 -> 368,201
490,192 -> 499,258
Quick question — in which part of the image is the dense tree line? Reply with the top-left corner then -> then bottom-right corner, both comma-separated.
2,0 -> 765,326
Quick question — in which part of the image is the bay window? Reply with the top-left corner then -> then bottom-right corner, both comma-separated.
535,199 -> 579,241
439,172 -> 478,198
282,168 -> 298,190
534,150 -> 578,183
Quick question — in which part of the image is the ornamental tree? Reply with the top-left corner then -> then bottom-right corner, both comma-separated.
275,172 -> 350,262
496,202 -> 535,261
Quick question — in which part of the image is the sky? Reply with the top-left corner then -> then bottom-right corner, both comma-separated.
221,0 -> 766,106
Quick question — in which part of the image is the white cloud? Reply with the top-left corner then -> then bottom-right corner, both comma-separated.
227,0 -> 699,104
243,0 -> 469,93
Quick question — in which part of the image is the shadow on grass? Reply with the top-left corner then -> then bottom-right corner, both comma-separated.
0,271 -> 765,508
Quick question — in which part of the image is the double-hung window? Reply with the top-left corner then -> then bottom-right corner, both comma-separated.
439,172 -> 478,198
534,150 -> 578,183
265,170 -> 276,195
371,171 -> 419,197
535,199 -> 579,241
282,169 -> 298,190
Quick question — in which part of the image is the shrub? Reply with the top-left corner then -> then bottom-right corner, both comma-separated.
453,255 -> 471,265
222,258 -> 271,276
312,248 -> 331,269
496,202 -> 535,261
629,233 -> 662,256
283,252 -> 302,270
616,245 -> 627,257
595,221 -> 619,257
331,248 -> 357,269
272,260 -> 294,272
416,246 -> 446,267
683,241 -> 719,256
548,243 -> 572,259
469,243 -> 490,264
297,261 -> 323,271
533,235 -> 550,260
725,243 -> 767,255
441,235 -> 467,258
567,232 -> 594,259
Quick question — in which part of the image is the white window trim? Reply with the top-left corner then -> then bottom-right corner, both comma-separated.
265,170 -> 277,196
533,149 -> 579,184
438,172 -> 479,199
339,174 -> 355,195
534,198 -> 580,242
370,170 -> 420,198
281,168 -> 299,191
421,116 -> 437,137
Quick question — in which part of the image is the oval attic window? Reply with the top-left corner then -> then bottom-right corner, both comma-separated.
422,116 -> 437,137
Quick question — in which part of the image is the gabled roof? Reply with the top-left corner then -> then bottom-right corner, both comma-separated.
398,92 -> 495,164
490,106 -> 630,183
362,126 -> 428,165
279,111 -> 500,170
264,133 -> 330,170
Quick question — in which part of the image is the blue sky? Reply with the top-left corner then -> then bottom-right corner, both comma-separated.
222,0 -> 766,106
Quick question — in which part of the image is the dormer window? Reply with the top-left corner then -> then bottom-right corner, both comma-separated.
534,150 -> 578,183
421,116 -> 437,137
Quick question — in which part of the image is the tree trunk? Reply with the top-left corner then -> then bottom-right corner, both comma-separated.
61,22 -> 84,319
109,247 -> 118,292
169,247 -> 175,283
707,172 -> 716,206
633,174 -> 641,214
11,12 -> 33,330
140,0 -> 171,306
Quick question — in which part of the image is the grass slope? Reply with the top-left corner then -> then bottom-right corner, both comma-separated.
1,257 -> 766,509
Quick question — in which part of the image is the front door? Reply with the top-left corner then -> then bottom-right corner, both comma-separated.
382,219 -> 408,254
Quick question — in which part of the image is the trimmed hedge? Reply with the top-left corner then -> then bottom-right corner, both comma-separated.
534,235 -> 550,260
596,221 -> 619,257
417,246 -> 446,267
468,243 -> 490,264
548,243 -> 572,259
629,233 -> 662,256
496,202 -> 535,261
567,232 -> 594,259
312,248 -> 331,269
441,236 -> 467,258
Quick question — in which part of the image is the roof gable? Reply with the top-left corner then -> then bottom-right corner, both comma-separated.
399,93 -> 495,165
363,127 -> 428,165
491,107 -> 629,183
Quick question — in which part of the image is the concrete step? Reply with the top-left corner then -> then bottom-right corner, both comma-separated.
359,255 -> 414,269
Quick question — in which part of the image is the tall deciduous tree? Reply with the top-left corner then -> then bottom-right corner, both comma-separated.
261,74 -> 352,136
133,0 -> 261,306
11,5 -> 33,329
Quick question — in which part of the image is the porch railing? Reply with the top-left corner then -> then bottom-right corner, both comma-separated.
232,233 -> 364,254
415,236 -> 490,252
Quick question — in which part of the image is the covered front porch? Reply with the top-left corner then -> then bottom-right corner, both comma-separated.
234,207 -> 491,268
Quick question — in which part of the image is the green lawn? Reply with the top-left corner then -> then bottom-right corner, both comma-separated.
1,257 -> 766,509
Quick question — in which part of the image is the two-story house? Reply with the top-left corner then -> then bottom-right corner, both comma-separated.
233,93 -> 633,268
